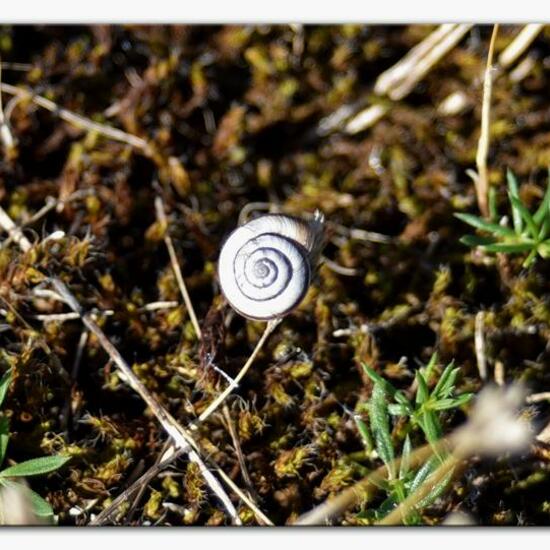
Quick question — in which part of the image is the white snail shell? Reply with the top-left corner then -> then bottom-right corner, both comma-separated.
218,212 -> 326,321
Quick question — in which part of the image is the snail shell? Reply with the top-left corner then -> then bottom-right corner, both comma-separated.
218,212 -> 326,320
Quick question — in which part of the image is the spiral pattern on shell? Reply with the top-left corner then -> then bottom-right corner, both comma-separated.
218,213 -> 325,320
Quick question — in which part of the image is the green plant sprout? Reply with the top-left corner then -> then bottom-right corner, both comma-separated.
356,354 -> 473,524
455,169 -> 550,267
0,369 -> 70,522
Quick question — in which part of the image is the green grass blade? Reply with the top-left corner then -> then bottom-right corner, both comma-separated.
409,455 -> 440,495
459,235 -> 497,248
488,186 -> 498,222
431,393 -> 474,410
416,468 -> 455,509
25,488 -> 55,518
538,241 -> 550,258
432,362 -> 456,400
415,372 -> 429,405
508,193 -> 539,239
370,383 -> 395,478
507,169 -> 523,233
0,455 -> 70,478
362,363 -> 398,398
354,416 -> 374,453
523,248 -> 538,267
0,416 -> 9,467
399,435 -> 412,480
480,242 -> 535,253
0,370 -> 12,409
388,404 -> 410,416
454,213 -> 516,237
533,171 -> 550,226
422,353 -> 438,385
538,216 -> 550,241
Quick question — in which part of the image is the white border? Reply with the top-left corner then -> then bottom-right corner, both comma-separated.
0,0 -> 548,23
0,529 -> 549,549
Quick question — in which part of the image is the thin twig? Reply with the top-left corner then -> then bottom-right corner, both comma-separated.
61,328 -> 89,432
197,318 -> 281,424
154,196 -> 202,340
475,25 -> 499,219
222,404 -> 258,500
0,81 -> 151,154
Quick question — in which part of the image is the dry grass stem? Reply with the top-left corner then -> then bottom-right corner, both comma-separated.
375,24 -> 458,96
526,392 -> 550,404
223,404 -> 258,499
474,311 -> 487,381
0,81 -> 151,153
154,197 -> 202,340
0,205 -> 32,252
388,24 -> 473,101
509,56 -> 536,83
475,24 -> 499,218
0,62 -> 15,152
494,361 -> 505,386
498,24 -> 544,69
344,104 -> 389,135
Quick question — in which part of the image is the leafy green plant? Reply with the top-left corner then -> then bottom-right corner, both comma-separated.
0,369 -> 70,522
356,354 -> 473,524
455,169 -> 550,267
